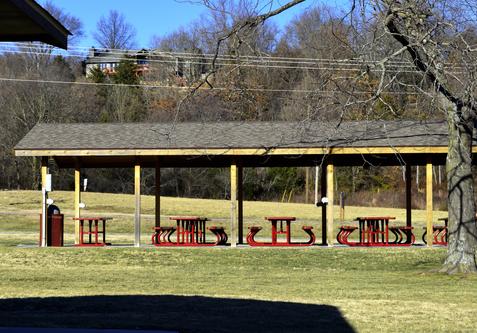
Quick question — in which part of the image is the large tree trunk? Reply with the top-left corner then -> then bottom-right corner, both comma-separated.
443,105 -> 477,273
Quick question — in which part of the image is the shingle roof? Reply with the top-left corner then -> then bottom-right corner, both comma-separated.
15,120 -> 451,151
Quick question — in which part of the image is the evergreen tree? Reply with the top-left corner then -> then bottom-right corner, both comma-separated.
113,59 -> 139,85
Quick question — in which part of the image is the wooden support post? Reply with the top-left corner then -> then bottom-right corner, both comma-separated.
40,157 -> 48,247
74,162 -> 81,245
405,165 -> 412,228
314,166 -> 319,205
321,166 -> 327,245
339,192 -> 345,223
326,163 -> 334,246
134,163 -> 141,247
155,161 -> 161,228
238,165 -> 244,244
305,167 -> 310,204
230,163 -> 238,247
426,161 -> 433,247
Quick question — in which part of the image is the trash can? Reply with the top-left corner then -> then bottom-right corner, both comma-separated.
39,205 -> 64,247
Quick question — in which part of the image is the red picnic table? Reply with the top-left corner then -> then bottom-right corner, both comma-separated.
151,216 -> 228,246
73,217 -> 112,246
337,216 -> 415,246
247,216 -> 315,246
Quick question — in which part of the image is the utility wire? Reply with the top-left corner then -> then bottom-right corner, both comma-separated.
7,42 -> 477,72
9,42 -> 416,65
1,48 -> 462,74
2,45 -> 473,74
1,42 -> 432,68
0,76 -> 423,95
11,42 -> 477,70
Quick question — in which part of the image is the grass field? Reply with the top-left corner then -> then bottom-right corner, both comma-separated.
0,190 -> 475,333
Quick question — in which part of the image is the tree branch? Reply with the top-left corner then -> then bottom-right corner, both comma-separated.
384,6 -> 474,114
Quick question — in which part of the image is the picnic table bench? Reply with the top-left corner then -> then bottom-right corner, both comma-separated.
422,217 -> 448,245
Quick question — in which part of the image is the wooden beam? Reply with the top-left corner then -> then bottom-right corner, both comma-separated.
40,157 -> 48,247
14,145 -> 458,158
155,161 -> 161,228
230,163 -> 238,247
74,162 -> 81,245
134,164 -> 141,247
238,165 -> 244,244
426,161 -> 433,247
321,166 -> 327,245
405,165 -> 412,228
326,163 -> 334,246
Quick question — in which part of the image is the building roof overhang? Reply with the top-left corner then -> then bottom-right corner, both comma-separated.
14,121 -> 463,168
0,0 -> 71,49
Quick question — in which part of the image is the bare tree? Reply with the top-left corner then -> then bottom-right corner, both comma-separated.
197,0 -> 477,273
93,10 -> 137,49
375,0 -> 477,273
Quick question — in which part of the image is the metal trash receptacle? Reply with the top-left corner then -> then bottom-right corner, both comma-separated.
39,205 -> 64,246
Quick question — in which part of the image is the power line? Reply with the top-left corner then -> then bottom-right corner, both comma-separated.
1,48 -> 456,74
9,42 -> 415,65
3,44 -> 474,75
2,42 -> 426,68
6,42 -> 477,71
0,76 -> 424,95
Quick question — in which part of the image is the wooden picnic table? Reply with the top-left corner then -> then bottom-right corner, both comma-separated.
73,217 -> 112,246
247,216 -> 315,246
171,216 -> 208,245
151,216 -> 227,246
337,216 -> 415,246
358,216 -> 395,245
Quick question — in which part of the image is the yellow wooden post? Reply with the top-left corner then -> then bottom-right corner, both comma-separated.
305,167 -> 310,204
426,161 -> 433,246
134,163 -> 141,247
155,160 -> 161,228
326,163 -> 334,246
41,157 -> 48,189
40,157 -> 48,247
230,163 -> 238,247
237,165 -> 244,244
405,165 -> 412,228
74,162 -> 81,245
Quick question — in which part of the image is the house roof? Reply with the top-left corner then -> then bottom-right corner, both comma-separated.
85,49 -> 148,64
0,0 -> 70,48
15,120 -> 450,151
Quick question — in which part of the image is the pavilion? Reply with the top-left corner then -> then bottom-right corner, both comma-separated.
14,120 -> 462,247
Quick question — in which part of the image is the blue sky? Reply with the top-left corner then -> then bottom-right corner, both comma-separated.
45,0 -> 341,49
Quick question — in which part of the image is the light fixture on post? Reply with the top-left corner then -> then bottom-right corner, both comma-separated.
316,197 -> 329,207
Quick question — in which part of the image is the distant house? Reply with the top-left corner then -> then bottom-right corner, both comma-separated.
84,47 -> 209,85
84,47 -> 149,77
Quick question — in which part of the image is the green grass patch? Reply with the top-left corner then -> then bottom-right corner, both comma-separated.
0,247 -> 475,332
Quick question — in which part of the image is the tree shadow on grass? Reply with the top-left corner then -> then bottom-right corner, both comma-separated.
0,295 -> 355,333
